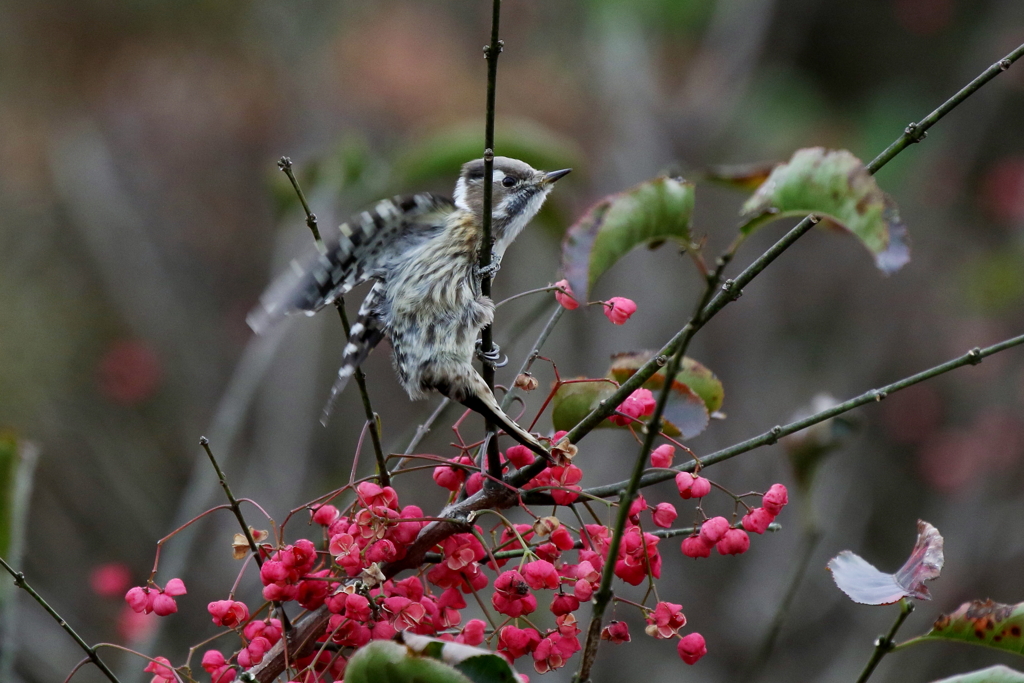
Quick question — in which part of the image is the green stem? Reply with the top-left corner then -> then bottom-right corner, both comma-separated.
856,599 -> 914,683
867,43 -> 1024,173
573,257 -> 724,683
0,555 -> 121,683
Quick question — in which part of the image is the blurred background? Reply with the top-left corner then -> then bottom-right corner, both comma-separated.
2,1 -> 1024,681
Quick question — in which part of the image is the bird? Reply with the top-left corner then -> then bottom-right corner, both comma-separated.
247,156 -> 571,461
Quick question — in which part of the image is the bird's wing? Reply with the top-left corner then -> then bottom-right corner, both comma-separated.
247,193 -> 454,334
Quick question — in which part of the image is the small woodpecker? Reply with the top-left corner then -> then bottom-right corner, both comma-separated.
248,157 -> 571,461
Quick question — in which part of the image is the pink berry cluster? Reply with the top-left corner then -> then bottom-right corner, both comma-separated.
125,578 -> 187,617
552,279 -> 637,325
432,435 -> 583,506
679,484 -> 789,559
127,448 -> 789,681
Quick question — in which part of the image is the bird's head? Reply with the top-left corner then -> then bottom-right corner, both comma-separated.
454,156 -> 571,256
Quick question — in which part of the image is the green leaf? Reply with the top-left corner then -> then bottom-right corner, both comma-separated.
929,666 -> 1024,683
562,176 -> 695,300
901,600 -> 1024,656
739,147 -> 910,274
344,640 -> 474,683
400,633 -> 520,683
550,380 -> 618,435
395,119 -> 582,188
608,351 -> 724,414
549,351 -> 719,439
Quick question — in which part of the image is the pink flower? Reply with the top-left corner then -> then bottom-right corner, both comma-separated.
492,570 -> 537,618
675,471 -> 711,499
312,504 -> 340,526
548,464 -> 583,505
762,483 -> 789,515
553,279 -> 579,310
677,632 -> 707,665
698,517 -> 731,545
603,297 -> 637,325
681,535 -> 712,559
207,599 -> 249,627
601,620 -> 631,643
551,592 -> 580,616
144,656 -> 175,683
457,619 -> 487,645
645,601 -> 686,639
716,528 -> 750,556
550,526 -> 575,551
151,593 -> 178,617
522,560 -> 560,591
201,650 -> 226,674
652,502 -> 678,528
650,444 -> 675,468
499,625 -> 542,659
742,507 -> 774,534
125,586 -> 151,614
505,445 -> 536,469
610,388 -> 656,426
162,578 -> 187,596
573,578 -> 593,601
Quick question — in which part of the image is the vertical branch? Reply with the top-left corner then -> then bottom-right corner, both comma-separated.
574,273 -> 721,683
277,158 -> 390,488
479,0 -> 504,487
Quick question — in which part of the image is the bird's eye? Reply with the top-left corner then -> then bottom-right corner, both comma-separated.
501,176 -> 517,188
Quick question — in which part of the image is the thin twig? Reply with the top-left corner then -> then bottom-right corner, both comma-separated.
855,599 -> 914,683
0,555 -> 121,683
277,157 -> 324,251
275,156 -> 390,487
200,437 -> 292,633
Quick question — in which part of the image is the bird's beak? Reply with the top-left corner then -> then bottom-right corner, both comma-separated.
543,168 -> 572,184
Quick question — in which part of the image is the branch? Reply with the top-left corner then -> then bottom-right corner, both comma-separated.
510,39 -> 1024,490
479,0 -> 504,488
855,599 -> 914,683
276,157 -> 390,487
569,338 -> 1021,503
0,556 -> 121,683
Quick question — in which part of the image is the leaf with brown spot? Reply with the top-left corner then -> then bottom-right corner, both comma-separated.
828,520 -> 943,605
739,147 -> 910,274
561,177 -> 695,300
900,600 -> 1024,656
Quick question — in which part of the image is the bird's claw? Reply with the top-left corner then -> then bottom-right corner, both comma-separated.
475,340 -> 508,368
476,256 -> 501,280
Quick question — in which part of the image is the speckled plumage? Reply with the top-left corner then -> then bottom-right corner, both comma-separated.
248,157 -> 570,458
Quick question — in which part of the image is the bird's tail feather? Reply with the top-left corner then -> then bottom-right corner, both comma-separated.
460,389 -> 550,462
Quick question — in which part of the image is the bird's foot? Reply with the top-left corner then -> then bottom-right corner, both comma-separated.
475,256 -> 501,280
475,340 -> 508,368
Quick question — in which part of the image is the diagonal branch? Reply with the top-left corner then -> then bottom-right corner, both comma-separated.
567,336 -> 1024,503
510,40 -> 1024,491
